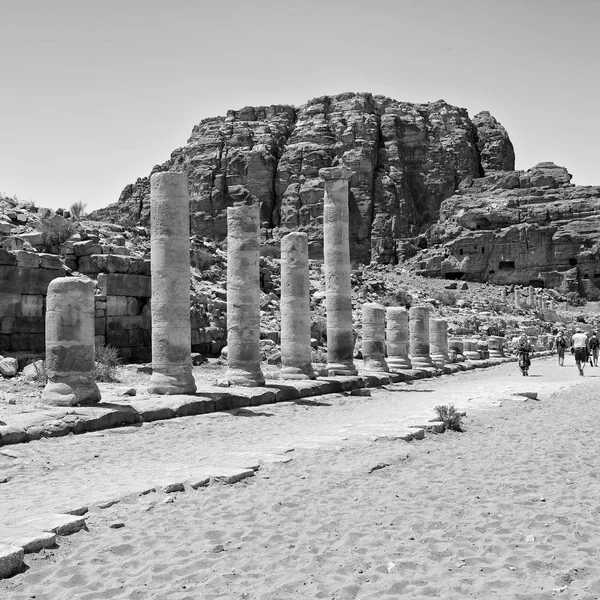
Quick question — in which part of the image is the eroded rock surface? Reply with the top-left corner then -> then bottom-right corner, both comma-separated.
90,93 -> 514,263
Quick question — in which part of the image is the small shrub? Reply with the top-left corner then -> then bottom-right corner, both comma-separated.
434,404 -> 464,432
566,292 -> 586,307
33,360 -> 48,386
94,345 -> 122,382
311,347 -> 328,365
69,200 -> 87,219
191,248 -> 215,271
260,244 -> 280,259
381,287 -> 412,308
38,218 -> 76,254
433,289 -> 457,306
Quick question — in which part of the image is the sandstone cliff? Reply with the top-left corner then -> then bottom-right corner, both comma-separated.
90,92 -> 514,262
407,162 -> 600,297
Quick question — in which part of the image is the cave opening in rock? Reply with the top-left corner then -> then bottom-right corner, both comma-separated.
569,258 -> 578,266
444,272 -> 464,280
499,261 -> 515,270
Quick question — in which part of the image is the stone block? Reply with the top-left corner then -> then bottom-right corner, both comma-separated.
107,315 -> 144,330
14,250 -> 41,268
21,295 -> 44,317
128,328 -> 145,346
38,253 -> 64,270
10,333 -> 30,351
0,293 -> 22,316
16,232 -> 44,246
14,316 -> 45,333
126,297 -> 139,315
0,544 -> 24,579
28,333 -> 45,352
0,265 -> 63,294
95,317 -> 106,336
107,296 -> 128,316
106,329 -> 129,347
0,249 -> 17,266
131,346 -> 151,362
95,335 -> 106,347
0,317 -> 15,334
73,240 -> 94,256
0,335 -> 10,352
97,273 -> 151,297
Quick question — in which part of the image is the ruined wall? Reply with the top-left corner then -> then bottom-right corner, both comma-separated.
0,249 -> 66,354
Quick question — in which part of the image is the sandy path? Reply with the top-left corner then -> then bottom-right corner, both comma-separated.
2,355 -> 600,598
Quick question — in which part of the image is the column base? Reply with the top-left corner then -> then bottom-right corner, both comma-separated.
410,355 -> 434,368
387,357 -> 412,370
363,359 -> 389,372
463,351 -> 481,360
224,367 -> 266,387
431,353 -> 448,367
148,370 -> 197,395
42,379 -> 101,407
321,361 -> 358,377
280,365 -> 316,380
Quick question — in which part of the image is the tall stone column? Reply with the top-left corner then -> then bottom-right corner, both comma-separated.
362,303 -> 388,372
225,204 -> 265,386
280,232 -> 314,380
514,289 -> 521,308
409,305 -> 434,368
319,165 -> 357,376
148,172 -> 196,395
501,288 -> 507,303
386,307 -> 412,370
42,277 -> 101,406
429,318 -> 449,367
529,286 -> 535,305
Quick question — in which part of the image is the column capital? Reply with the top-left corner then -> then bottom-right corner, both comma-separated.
319,165 -> 353,181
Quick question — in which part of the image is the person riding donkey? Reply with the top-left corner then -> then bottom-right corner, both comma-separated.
554,329 -> 568,366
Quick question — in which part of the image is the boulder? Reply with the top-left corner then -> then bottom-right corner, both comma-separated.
0,357 -> 18,378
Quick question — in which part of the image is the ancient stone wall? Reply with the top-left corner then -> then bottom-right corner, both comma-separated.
0,248 -> 66,354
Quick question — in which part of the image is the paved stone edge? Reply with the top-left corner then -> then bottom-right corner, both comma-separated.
0,465 -> 257,579
0,354 -> 551,449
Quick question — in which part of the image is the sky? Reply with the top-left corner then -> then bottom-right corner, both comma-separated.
1,0 -> 598,212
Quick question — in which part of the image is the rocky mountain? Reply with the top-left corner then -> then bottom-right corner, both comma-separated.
90,92 -> 514,263
405,162 -> 600,297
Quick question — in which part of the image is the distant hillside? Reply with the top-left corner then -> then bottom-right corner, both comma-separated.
89,92 -> 514,263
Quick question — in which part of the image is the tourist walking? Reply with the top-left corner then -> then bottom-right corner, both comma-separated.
571,328 -> 589,376
588,331 -> 599,367
554,330 -> 568,366
517,333 -> 532,376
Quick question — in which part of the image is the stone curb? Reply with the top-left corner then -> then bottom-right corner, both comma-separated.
0,464 -> 257,579
0,353 -> 550,448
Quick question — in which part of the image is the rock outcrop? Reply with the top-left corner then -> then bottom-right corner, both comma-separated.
407,162 -> 600,297
90,92 -> 514,263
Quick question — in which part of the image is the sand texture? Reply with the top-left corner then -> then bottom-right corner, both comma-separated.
2,356 -> 600,599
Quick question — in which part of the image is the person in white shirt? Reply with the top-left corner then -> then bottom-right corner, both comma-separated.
571,328 -> 589,376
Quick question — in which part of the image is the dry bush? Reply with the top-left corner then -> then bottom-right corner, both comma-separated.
191,248 -> 215,271
69,200 -> 87,219
94,345 -> 122,382
260,244 -> 280,259
433,289 -> 457,306
434,404 -> 464,432
38,218 -> 76,254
